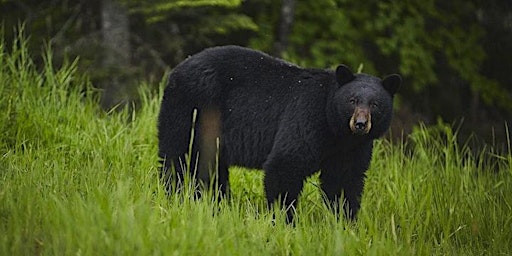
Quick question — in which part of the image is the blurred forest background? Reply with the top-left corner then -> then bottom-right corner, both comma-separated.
1,0 -> 511,151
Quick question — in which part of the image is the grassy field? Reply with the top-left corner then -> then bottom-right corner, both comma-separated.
1,35 -> 511,255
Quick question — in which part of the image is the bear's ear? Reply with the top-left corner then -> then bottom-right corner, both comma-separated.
382,74 -> 402,96
335,65 -> 355,86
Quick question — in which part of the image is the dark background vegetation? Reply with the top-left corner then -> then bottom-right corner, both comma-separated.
2,0 -> 511,151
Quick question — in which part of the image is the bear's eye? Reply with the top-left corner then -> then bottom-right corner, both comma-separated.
370,102 -> 378,109
349,98 -> 356,105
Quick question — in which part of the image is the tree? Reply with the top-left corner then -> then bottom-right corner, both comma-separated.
274,0 -> 295,57
100,0 -> 132,109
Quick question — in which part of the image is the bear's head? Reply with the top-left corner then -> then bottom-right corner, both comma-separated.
331,65 -> 401,138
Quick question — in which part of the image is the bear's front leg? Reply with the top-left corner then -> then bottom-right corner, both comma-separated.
320,142 -> 373,220
263,168 -> 305,224
320,167 -> 364,220
263,139 -> 319,224
262,118 -> 324,223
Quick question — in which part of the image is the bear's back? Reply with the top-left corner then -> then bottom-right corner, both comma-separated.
178,46 -> 300,85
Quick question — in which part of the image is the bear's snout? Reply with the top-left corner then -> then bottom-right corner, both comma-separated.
350,107 -> 372,135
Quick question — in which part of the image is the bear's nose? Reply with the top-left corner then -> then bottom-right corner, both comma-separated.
355,120 -> 366,131
353,117 -> 368,134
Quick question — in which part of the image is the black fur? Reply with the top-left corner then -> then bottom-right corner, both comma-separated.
158,45 -> 401,223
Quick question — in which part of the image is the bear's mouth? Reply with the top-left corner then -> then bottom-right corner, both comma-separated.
349,109 -> 371,135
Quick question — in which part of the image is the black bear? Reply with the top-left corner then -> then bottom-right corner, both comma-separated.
158,45 -> 401,223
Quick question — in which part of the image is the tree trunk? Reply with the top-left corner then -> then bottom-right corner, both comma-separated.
100,0 -> 131,109
274,0 -> 296,57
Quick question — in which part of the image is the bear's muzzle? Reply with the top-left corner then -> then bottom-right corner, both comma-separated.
349,107 -> 372,135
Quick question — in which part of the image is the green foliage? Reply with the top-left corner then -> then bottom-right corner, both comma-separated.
128,0 -> 244,23
362,1 -> 490,95
245,0 -> 280,52
206,13 -> 258,35
288,0 -> 371,70
125,0 -> 257,35
1,34 -> 512,255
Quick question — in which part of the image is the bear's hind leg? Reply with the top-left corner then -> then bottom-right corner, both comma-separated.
214,156 -> 229,199
158,98 -> 198,194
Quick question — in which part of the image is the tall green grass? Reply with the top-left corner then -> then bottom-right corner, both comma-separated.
1,33 -> 511,255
